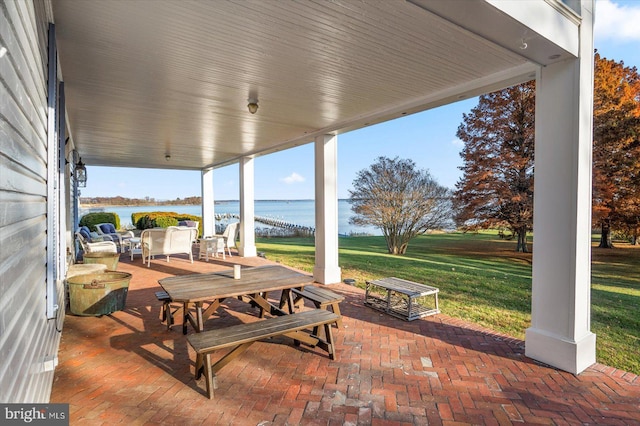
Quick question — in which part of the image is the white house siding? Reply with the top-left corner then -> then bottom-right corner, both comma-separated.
0,0 -> 64,402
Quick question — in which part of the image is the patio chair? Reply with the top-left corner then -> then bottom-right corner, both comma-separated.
95,223 -> 134,253
77,226 -> 115,243
215,222 -> 239,257
75,232 -> 118,254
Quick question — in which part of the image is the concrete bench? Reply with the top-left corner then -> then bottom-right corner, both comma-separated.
187,309 -> 340,399
292,286 -> 344,328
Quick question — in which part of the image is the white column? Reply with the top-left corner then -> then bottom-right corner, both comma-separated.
201,168 -> 214,237
239,157 -> 257,257
313,134 -> 342,284
525,1 -> 595,374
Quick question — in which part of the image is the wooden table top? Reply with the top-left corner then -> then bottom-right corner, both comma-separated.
158,265 -> 314,303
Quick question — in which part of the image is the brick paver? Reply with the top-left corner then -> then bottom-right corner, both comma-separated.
51,251 -> 640,425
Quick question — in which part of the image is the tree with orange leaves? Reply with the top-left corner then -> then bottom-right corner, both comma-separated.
453,82 -> 535,252
592,53 -> 640,247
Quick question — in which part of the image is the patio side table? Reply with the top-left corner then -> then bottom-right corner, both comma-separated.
127,237 -> 142,261
199,237 -> 225,261
365,277 -> 439,321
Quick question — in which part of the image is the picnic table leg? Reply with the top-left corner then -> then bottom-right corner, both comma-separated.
279,288 -> 297,314
182,302 -> 189,335
202,299 -> 222,323
196,303 -> 205,332
258,292 -> 268,318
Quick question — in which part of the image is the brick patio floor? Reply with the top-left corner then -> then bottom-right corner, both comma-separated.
50,251 -> 640,425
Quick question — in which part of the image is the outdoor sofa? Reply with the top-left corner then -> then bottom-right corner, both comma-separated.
140,226 -> 198,267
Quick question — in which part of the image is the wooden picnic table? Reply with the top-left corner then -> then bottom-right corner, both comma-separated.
158,265 -> 315,334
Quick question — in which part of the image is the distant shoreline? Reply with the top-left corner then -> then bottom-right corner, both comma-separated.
80,199 -> 340,209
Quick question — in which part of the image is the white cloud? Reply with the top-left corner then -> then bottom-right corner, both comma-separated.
281,172 -> 305,184
451,138 -> 464,148
595,0 -> 640,42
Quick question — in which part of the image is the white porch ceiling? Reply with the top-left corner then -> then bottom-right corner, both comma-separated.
51,0 -> 577,171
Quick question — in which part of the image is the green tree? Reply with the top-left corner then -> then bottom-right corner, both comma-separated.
349,156 -> 452,255
453,82 -> 535,252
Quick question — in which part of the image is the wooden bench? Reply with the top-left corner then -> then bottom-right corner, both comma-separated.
187,309 -> 340,399
292,286 -> 344,328
155,291 -> 182,330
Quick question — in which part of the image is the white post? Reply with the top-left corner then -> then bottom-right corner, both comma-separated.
239,157 -> 257,257
313,134 -> 341,284
525,1 -> 595,374
201,168 -> 214,237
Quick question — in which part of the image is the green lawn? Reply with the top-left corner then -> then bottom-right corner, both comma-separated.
256,231 -> 640,375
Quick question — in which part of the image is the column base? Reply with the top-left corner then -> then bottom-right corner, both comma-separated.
525,327 -> 596,374
238,245 -> 257,257
313,266 -> 342,284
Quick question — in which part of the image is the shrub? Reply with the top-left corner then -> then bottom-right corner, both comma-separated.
131,212 -> 149,228
79,212 -> 121,231
133,211 -> 201,235
155,216 -> 179,228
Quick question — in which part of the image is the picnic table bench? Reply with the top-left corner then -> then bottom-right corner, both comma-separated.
292,286 -> 344,328
155,291 -> 184,330
187,309 -> 340,398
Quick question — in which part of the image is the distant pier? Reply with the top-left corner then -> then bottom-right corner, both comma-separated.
215,213 -> 315,237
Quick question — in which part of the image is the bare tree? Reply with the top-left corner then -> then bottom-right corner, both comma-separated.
349,156 -> 453,254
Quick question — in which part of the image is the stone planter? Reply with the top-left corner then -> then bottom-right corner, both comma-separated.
83,251 -> 119,270
67,271 -> 132,316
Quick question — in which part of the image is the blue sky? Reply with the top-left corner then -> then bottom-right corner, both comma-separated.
83,0 -> 640,201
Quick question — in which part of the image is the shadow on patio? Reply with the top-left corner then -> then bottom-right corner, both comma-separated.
50,252 -> 640,425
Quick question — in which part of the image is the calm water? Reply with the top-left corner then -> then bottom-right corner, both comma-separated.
80,199 -> 381,236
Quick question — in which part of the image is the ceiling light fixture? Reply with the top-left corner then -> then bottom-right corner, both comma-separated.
247,97 -> 259,114
165,154 -> 171,161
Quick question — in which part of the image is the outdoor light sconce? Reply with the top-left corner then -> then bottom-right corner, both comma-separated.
75,158 -> 87,187
247,97 -> 259,114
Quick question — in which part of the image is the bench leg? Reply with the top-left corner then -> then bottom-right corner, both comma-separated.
160,302 -> 168,322
165,303 -> 183,331
324,323 -> 336,360
163,301 -> 171,328
204,353 -> 216,399
198,350 -> 234,400
283,323 -> 337,360
330,303 -> 343,328
314,301 -> 343,330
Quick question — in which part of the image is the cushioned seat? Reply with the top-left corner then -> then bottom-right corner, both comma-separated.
95,223 -> 134,253
75,232 -> 118,254
78,226 -> 114,243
